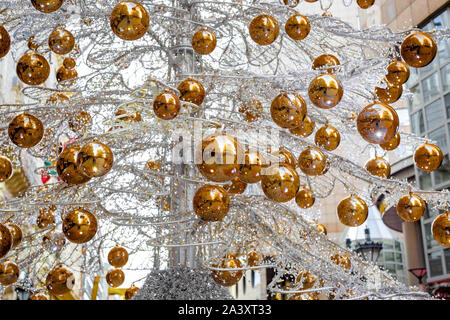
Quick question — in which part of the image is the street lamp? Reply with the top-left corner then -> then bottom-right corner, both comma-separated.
355,227 -> 383,263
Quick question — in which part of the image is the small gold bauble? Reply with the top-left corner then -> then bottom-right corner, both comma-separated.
223,177 -> 247,195
379,132 -> 400,151
308,73 -> 343,109
16,52 -> 50,85
386,61 -> 410,86
192,29 -> 217,55
211,254 -> 243,287
356,0 -> 375,9
125,285 -> 140,300
356,102 -> 399,144
57,145 -> 91,186
62,208 -> 98,244
37,206 -> 56,228
314,125 -> 340,151
401,31 -> 437,68
153,91 -> 181,120
285,14 -> 310,41
271,148 -> 296,168
106,268 -> 125,287
68,111 -> 91,133
46,265 -> 75,296
396,193 -> 426,222
77,140 -> 114,178
193,184 -> 230,221
5,223 -> 22,249
110,1 -> 149,41
63,57 -> 76,69
0,156 -> 13,182
31,0 -> 64,13
239,150 -> 264,184
116,108 -> 142,122
283,0 -> 300,7
249,14 -> 279,46
271,92 -> 307,129
108,246 -> 129,268
8,113 -> 44,148
289,116 -> 315,138
432,212 -> 450,247
0,26 -> 11,59
295,188 -> 315,209
337,195 -> 368,227
375,79 -> 403,104
314,223 -> 327,235
414,143 -> 443,172
261,163 -> 300,203
29,291 -> 49,300
297,147 -> 327,176
177,78 -> 205,106
48,27 -> 74,55
56,66 -> 77,83
365,157 -> 391,179
312,54 -> 340,73
247,250 -> 264,267
0,261 -> 19,286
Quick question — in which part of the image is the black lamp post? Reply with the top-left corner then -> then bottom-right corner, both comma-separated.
355,227 -> 383,263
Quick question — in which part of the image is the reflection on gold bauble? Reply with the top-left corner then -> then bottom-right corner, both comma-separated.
116,108 -> 142,122
0,156 -> 12,182
401,31 -> 437,68
0,26 -> 11,59
8,113 -> 44,148
57,145 -> 91,186
16,52 -> 50,85
379,132 -> 400,151
196,134 -> 243,182
77,140 -> 114,178
357,0 -> 375,9
248,250 -> 264,267
271,149 -> 296,168
56,66 -> 77,83
178,78 -> 205,106
289,116 -> 315,138
295,188 -> 315,209
192,29 -> 216,55
337,195 -> 368,227
110,1 -> 149,41
46,265 -> 75,296
285,14 -> 310,41
315,125 -> 340,151
125,285 -> 140,300
37,205 -> 56,228
432,212 -> 450,247
108,246 -> 129,268
271,92 -> 306,129
414,143 -> 443,172
312,54 -> 340,73
356,102 -> 399,144
249,15 -> 279,46
193,184 -> 230,222
31,0 -> 64,13
239,150 -> 264,184
48,27 -> 74,55
386,61 -> 410,86
62,208 -> 98,243
153,91 -> 181,120
396,193 -> 426,222
314,223 -> 327,235
308,73 -> 343,109
0,261 -> 19,286
211,254 -> 243,287
29,291 -> 49,300
261,164 -> 300,203
298,147 -> 327,176
365,157 -> 391,179
224,177 -> 247,195
375,80 -> 403,104
106,268 -> 125,288
68,111 -> 91,133
5,223 -> 22,249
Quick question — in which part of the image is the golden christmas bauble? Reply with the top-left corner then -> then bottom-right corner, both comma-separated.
414,143 -> 443,172
308,73 -> 343,109
270,148 -> 296,168
295,188 -> 315,209
0,26 -> 11,59
68,111 -> 91,133
315,125 -> 340,151
396,193 -> 426,222
108,246 -> 129,268
193,184 -> 230,221
177,78 -> 205,106
271,92 -> 307,129
153,91 -> 181,120
283,0 -> 300,7
356,0 -> 375,9
261,163 -> 300,203
16,52 -> 50,85
239,150 -> 264,184
285,14 -> 310,41
63,57 -> 76,69
337,195 -> 368,227
8,113 -> 44,148
56,66 -> 77,83
106,268 -> 125,287
0,261 -> 19,286
224,177 -> 247,195
57,145 -> 91,186
365,157 -> 391,179
48,27 -> 74,55
314,223 -> 327,235
29,291 -> 49,300
0,156 -> 12,182
62,208 -> 98,244
356,102 -> 399,144
375,79 -> 403,104
5,223 -> 22,249
46,265 -> 75,296
379,132 -> 400,151
312,54 -> 340,73
432,212 -> 450,247
110,1 -> 149,41
289,116 -> 315,137
125,285 -> 140,300
249,14 -> 279,46
31,0 -> 64,13
192,29 -> 216,55
211,254 -> 243,287
37,206 -> 56,228
77,140 -> 114,178
196,134 -> 243,182
116,108 -> 142,122
247,250 -> 264,267
297,147 -> 327,176
386,61 -> 410,86
401,31 -> 437,68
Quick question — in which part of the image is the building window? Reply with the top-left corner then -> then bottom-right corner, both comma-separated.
411,110 -> 425,135
434,155 -> 450,185
425,100 -> 444,131
409,85 -> 422,112
421,72 -> 440,103
445,93 -> 450,118
441,63 -> 450,92
428,251 -> 444,277
428,125 -> 447,153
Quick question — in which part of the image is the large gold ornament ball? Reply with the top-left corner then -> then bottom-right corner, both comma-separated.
224,177 -> 247,195
31,0 -> 64,13
261,163 -> 300,203
193,184 -> 230,222
110,1 -> 149,41
62,208 -> 98,244
46,265 -> 75,296
8,113 -> 44,148
365,157 -> 391,179
68,111 -> 92,133
432,212 -> 450,247
337,195 -> 368,227
239,150 -> 264,184
380,132 -> 400,151
285,14 -> 310,41
271,92 -> 306,129
375,79 -> 403,104
211,254 -> 244,287
315,125 -> 340,151
295,188 -> 315,209
356,102 -> 399,144
312,54 -> 340,73
177,78 -> 205,106
0,156 -> 12,182
48,27 -> 74,55
414,143 -> 443,172
249,14 -> 279,46
386,61 -> 410,86
77,140 -> 114,178
289,115 -> 315,138
298,147 -> 327,176
29,291 -> 49,300
357,0 -> 375,9
153,91 -> 181,120
401,31 -> 437,68
308,73 -> 343,109
192,29 -> 217,55
57,145 -> 91,186
16,52 -> 50,85
108,246 -> 129,268
0,26 -> 11,59
106,268 -> 125,287
396,193 -> 426,222
5,223 -> 22,249
0,261 -> 19,286
125,285 -> 140,300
